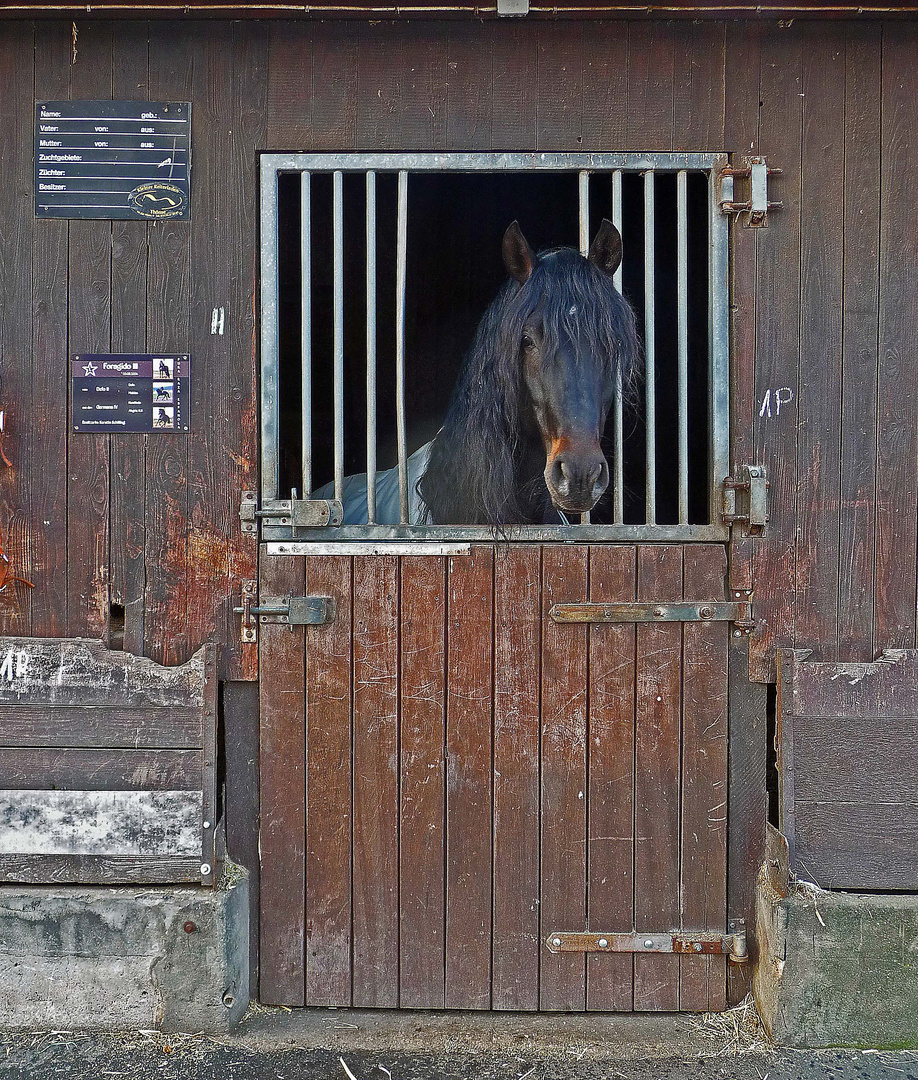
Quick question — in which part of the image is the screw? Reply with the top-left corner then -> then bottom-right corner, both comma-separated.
734,629 -> 742,637
203,821 -> 211,830
653,607 -> 665,617
598,938 -> 608,948
699,606 -> 714,619
201,864 -> 212,876
552,937 -> 562,948
644,939 -> 654,949
183,921 -> 197,934
735,592 -> 742,598
656,695 -> 662,702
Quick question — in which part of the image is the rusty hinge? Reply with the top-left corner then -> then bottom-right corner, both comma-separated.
551,602 -> 753,630
233,586 -> 336,642
239,489 -> 344,534
722,464 -> 768,537
546,931 -> 748,964
720,157 -> 782,228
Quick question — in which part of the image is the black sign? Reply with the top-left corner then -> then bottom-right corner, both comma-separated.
72,355 -> 190,433
36,101 -> 190,220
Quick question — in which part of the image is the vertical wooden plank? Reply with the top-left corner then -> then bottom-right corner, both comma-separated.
31,23 -> 71,638
749,25 -> 804,682
794,23 -> 846,660
724,21 -> 762,596
351,555 -> 399,1008
625,22 -> 676,152
399,26 -> 447,152
536,24 -> 582,153
399,555 -> 446,1009
586,545 -> 635,1012
837,24 -> 881,663
267,22 -> 313,149
679,545 -> 729,1012
581,23 -> 629,153
673,22 -> 726,153
446,24 -> 492,151
67,22 -> 113,642
445,545 -> 493,1009
633,544 -> 682,1011
876,22 -> 918,651
312,24 -> 357,152
356,24 -> 403,153
490,23 -> 538,151
223,23 -> 265,681
0,22 -> 35,636
110,22 -> 150,656
492,544 -> 541,1011
146,24 -> 193,666
258,555 -> 306,1005
304,554 -> 352,1006
539,544 -> 588,1012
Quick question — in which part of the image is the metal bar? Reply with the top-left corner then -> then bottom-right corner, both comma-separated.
263,151 -> 723,173
643,170 -> 656,524
550,601 -> 753,624
709,156 -> 731,525
267,542 -> 473,557
301,171 -> 312,495
545,931 -> 735,955
333,170 -> 345,502
396,170 -> 409,525
611,169 -> 624,524
677,169 -> 689,524
366,171 -> 377,524
262,522 -> 732,543
259,159 -> 280,502
579,169 -> 591,524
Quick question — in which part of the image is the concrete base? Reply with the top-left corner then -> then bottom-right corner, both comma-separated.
0,874 -> 248,1033
755,863 -> 918,1049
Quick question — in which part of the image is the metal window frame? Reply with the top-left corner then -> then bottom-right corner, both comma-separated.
259,151 -> 731,543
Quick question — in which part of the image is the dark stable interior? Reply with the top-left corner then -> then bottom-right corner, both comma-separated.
276,169 -> 711,525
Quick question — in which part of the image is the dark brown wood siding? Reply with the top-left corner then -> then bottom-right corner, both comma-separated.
0,17 -> 915,680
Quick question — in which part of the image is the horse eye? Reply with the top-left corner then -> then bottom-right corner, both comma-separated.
521,334 -> 535,350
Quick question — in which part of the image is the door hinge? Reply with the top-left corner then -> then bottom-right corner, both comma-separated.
233,588 -> 336,642
722,465 -> 769,537
719,156 -> 782,228
551,601 -> 753,630
546,930 -> 748,964
239,489 -> 343,534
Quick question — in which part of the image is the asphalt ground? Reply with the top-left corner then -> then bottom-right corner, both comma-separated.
1,1008 -> 916,1080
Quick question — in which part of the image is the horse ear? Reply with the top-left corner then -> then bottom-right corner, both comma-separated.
502,221 -> 535,284
588,219 -> 623,277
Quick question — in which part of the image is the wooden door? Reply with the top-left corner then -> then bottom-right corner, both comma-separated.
258,544 -> 729,1011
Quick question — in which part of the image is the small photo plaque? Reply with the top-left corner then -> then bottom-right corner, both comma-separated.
36,100 -> 190,220
72,355 -> 190,433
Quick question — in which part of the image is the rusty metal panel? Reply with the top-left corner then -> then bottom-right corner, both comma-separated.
777,649 -> 918,890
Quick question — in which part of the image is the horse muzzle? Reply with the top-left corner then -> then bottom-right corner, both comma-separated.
545,448 -> 609,514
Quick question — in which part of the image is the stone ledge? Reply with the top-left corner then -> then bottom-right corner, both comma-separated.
0,874 -> 248,1033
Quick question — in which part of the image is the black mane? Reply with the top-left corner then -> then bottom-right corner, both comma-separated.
417,247 -> 640,526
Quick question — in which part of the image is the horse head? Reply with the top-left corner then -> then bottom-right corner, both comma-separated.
502,219 -> 628,517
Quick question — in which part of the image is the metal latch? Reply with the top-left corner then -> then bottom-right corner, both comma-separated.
551,602 -> 753,628
234,586 -> 335,642
722,464 -> 769,536
546,931 -> 748,964
239,490 -> 344,534
720,157 -> 782,227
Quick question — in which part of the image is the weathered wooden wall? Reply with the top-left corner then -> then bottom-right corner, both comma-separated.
0,17 -> 914,681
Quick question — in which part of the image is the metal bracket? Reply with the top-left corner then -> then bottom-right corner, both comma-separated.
722,464 -> 769,537
720,156 -> 782,228
551,601 -> 754,632
233,590 -> 335,641
239,490 -> 344,534
497,0 -> 529,13
546,931 -> 748,964
236,580 -> 258,643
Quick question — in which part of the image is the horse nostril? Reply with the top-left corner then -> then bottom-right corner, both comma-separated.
560,461 -> 572,480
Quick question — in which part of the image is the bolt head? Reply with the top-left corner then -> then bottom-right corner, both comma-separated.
183,921 -> 197,934
643,939 -> 654,949
552,937 -> 562,948
598,938 -> 608,949
201,863 -> 212,876
203,821 -> 211,830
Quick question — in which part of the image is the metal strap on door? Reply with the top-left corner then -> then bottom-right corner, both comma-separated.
255,151 -> 732,543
